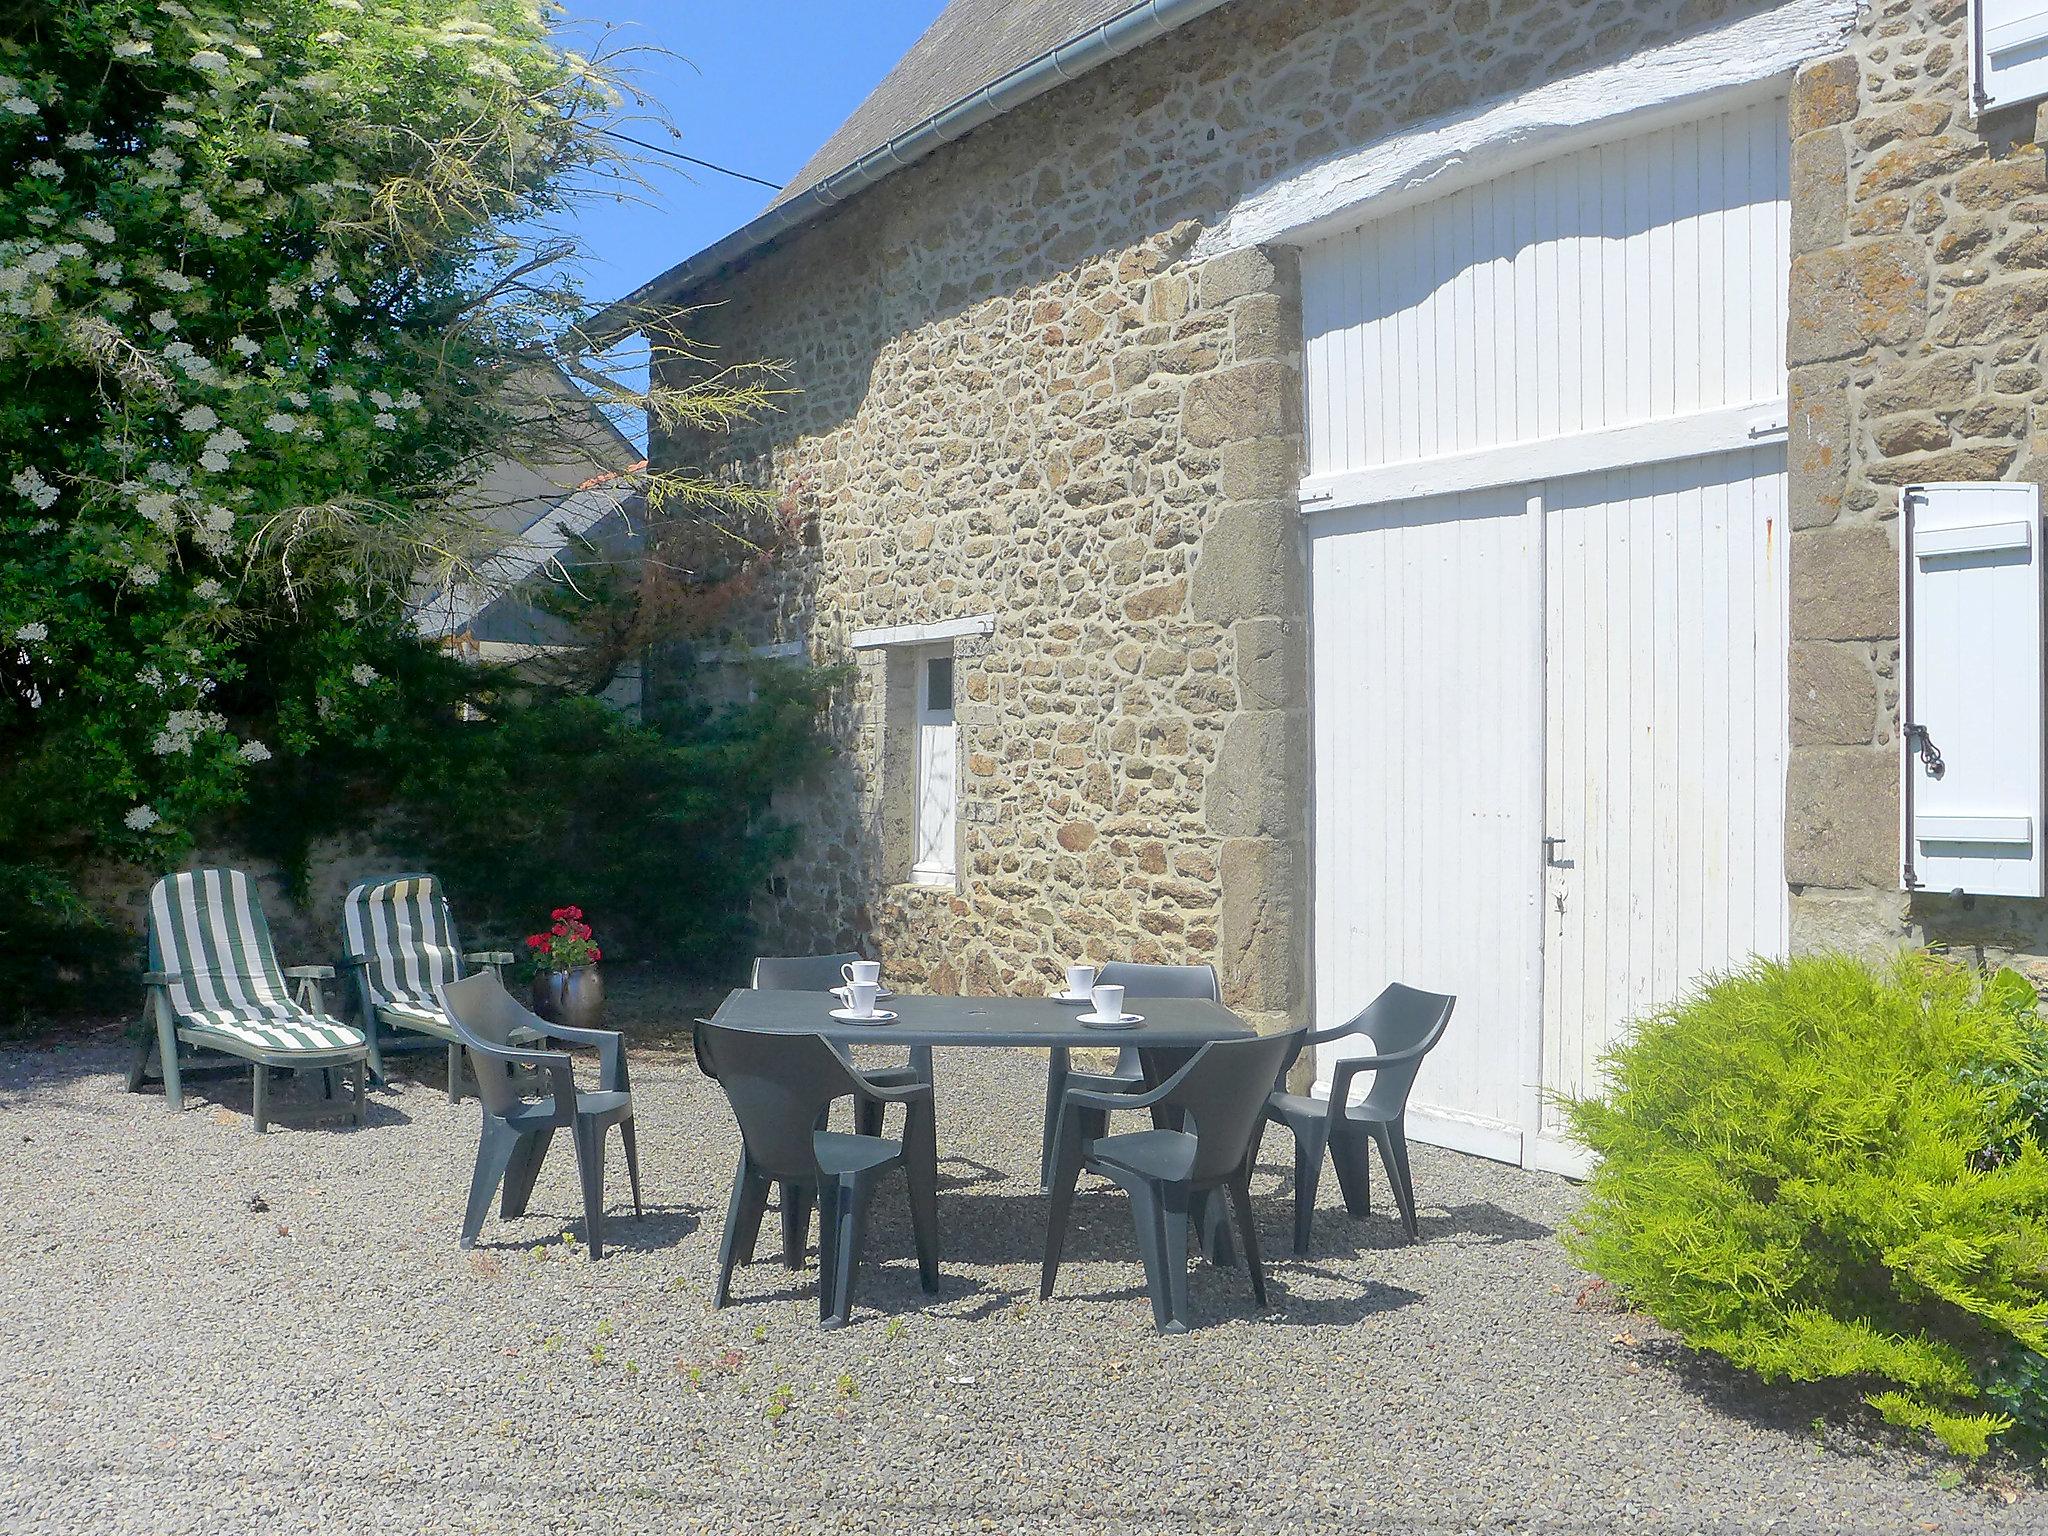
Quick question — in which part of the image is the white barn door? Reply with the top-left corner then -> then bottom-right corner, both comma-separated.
1536,451 -> 1789,1172
1309,489 -> 1546,1160
1303,92 -> 1791,1169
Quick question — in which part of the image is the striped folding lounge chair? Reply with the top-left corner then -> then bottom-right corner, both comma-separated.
128,868 -> 368,1132
341,873 -> 515,1100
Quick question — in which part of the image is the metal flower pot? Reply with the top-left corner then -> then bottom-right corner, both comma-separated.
532,965 -> 604,1030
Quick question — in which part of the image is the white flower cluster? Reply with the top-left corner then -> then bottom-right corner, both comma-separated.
151,708 -> 226,757
11,467 -> 59,510
14,622 -> 48,643
237,739 -> 272,763
124,805 -> 160,832
349,663 -> 379,686
2,72 -> 38,117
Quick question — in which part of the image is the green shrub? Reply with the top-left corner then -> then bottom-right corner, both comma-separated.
1564,951 -> 2048,1457
0,861 -> 130,1037
389,663 -> 842,971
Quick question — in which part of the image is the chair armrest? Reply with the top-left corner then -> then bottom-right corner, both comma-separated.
461,1036 -> 577,1105
465,950 -> 517,968
283,965 -> 336,981
142,971 -> 175,986
1324,1044 -> 1428,1108
1064,1081 -> 1174,1114
847,1070 -> 934,1105
537,1022 -> 630,1094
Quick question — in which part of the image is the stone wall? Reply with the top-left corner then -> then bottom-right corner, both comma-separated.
653,0 -> 1784,1023
1784,0 -> 2048,974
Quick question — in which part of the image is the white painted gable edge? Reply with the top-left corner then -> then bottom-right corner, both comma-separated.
1193,0 -> 1858,260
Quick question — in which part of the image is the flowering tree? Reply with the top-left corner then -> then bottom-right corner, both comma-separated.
0,0 -> 773,877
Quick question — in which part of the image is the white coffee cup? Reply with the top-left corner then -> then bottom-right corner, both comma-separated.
1066,964 -> 1097,1000
1090,982 -> 1126,1021
847,981 -> 882,1018
842,959 -> 881,989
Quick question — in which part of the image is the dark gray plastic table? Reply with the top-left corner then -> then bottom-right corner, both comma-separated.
705,988 -> 1258,1267
706,987 -> 1254,1052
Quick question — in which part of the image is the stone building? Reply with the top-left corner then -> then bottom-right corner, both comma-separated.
618,0 -> 2048,1172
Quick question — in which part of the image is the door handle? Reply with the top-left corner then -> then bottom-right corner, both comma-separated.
1543,835 -> 1571,868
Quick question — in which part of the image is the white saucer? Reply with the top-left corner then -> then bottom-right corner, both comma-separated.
832,986 -> 895,1002
1048,992 -> 1092,1006
1077,1011 -> 1143,1028
829,1007 -> 898,1024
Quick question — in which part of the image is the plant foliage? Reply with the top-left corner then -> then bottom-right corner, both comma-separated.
1,0 -> 780,861
0,2 -> 823,1012
1564,952 -> 2048,1457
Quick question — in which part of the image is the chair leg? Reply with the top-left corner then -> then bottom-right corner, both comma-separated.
362,1014 -> 387,1086
822,1174 -> 874,1330
1120,1178 -> 1174,1333
1291,1120 -> 1330,1256
251,1063 -> 271,1133
1039,1106 -> 1088,1300
1159,1183 -> 1193,1334
1191,1187 -> 1236,1269
1374,1119 -> 1420,1241
351,1060 -> 367,1125
1226,1173 -> 1269,1310
572,1119 -> 606,1261
904,1103 -> 941,1294
714,1154 -> 772,1308
446,1041 -> 464,1105
620,1119 -> 643,1218
1040,1046 -> 1070,1191
781,1181 -> 813,1269
814,1180 -> 840,1322
462,1123 -> 521,1248
127,1023 -> 154,1094
501,1127 -> 554,1218
1328,1119 -> 1374,1218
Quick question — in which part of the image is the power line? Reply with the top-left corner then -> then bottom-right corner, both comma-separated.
601,128 -> 783,191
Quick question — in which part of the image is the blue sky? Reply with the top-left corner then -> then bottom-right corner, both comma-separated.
552,2 -> 946,310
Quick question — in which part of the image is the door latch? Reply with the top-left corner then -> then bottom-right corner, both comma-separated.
1543,835 -> 1568,867
1904,723 -> 1945,778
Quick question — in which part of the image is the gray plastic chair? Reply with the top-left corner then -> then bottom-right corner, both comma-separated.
1259,983 -> 1456,1251
697,1021 -> 939,1330
751,953 -> 930,1138
443,971 -> 641,1260
1039,961 -> 1219,1189
1042,1028 -> 1301,1334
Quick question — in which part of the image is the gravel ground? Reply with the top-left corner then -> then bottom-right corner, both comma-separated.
0,1018 -> 2037,1535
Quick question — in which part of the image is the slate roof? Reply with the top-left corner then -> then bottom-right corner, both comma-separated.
771,0 -> 1138,209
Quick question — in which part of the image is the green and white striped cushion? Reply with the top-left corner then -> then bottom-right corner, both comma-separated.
146,869 -> 365,1052
342,873 -> 461,1035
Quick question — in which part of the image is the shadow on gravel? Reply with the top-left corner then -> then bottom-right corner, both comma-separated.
1632,1336 -> 2048,1487
469,1201 -> 704,1255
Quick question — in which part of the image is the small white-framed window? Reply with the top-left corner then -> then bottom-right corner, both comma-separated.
1974,0 -> 2048,114
911,648 -> 957,884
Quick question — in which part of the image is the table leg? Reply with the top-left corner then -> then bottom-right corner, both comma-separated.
1040,1045 -> 1069,1192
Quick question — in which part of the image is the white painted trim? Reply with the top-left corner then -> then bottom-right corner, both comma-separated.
1525,1133 -> 1596,1181
1404,1107 -> 1527,1167
1299,400 -> 1789,513
470,639 -> 575,660
1194,0 -> 1853,258
850,613 -> 996,650
1915,814 -> 2033,845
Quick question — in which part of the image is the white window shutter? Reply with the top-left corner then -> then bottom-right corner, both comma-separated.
1975,0 -> 2048,113
1901,482 -> 2046,897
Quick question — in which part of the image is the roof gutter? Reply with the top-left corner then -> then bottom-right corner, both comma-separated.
590,0 -> 1236,342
